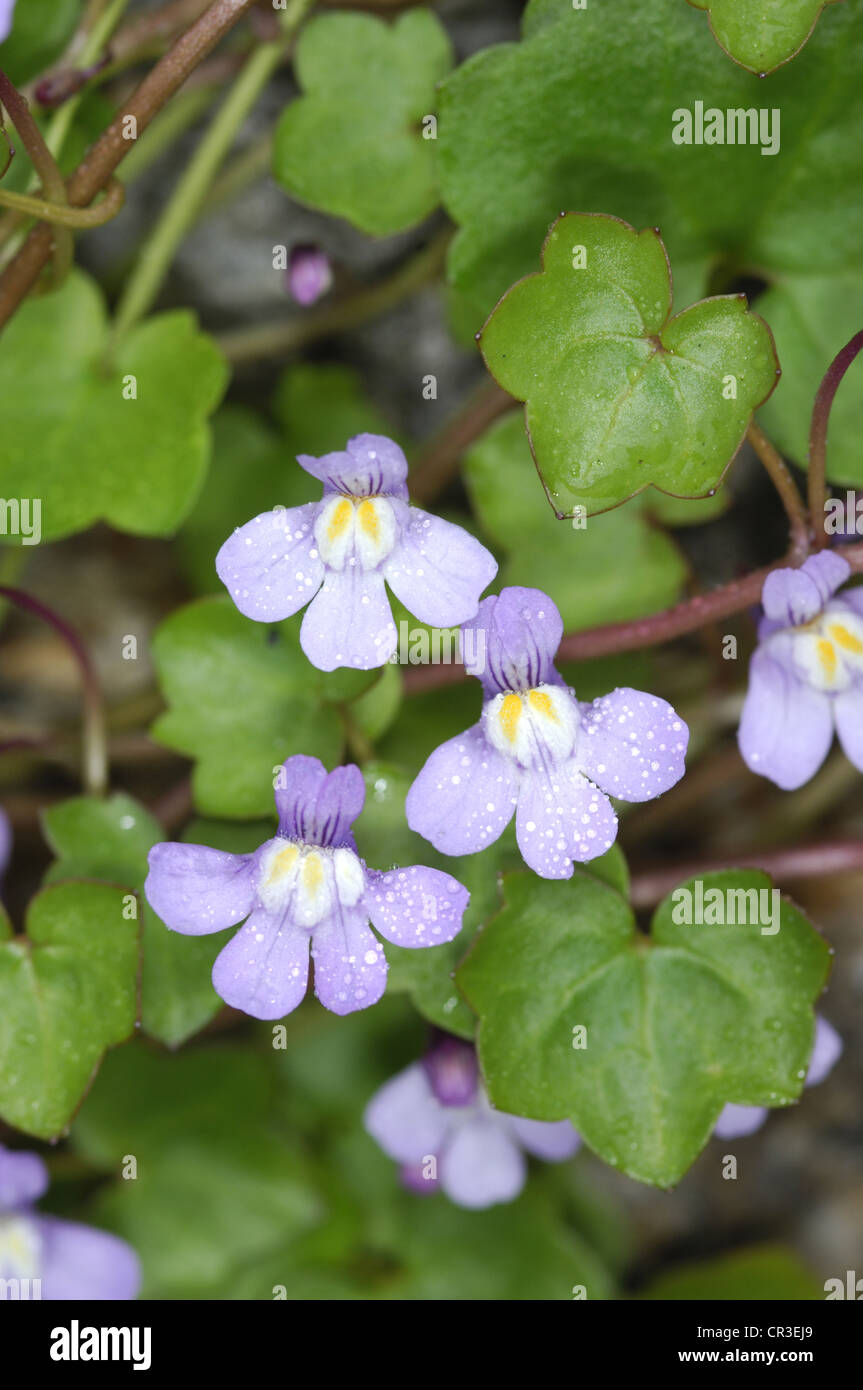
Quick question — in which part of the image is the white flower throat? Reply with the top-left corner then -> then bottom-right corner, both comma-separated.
0,1212 -> 41,1280
483,683 -> 579,769
256,838 -> 365,927
789,603 -> 863,693
314,495 -> 397,572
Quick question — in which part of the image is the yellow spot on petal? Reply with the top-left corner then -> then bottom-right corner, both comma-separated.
528,689 -> 557,720
829,623 -> 863,655
327,498 -> 353,542
267,844 -> 299,886
302,852 -> 324,893
357,499 -> 379,540
817,639 -> 837,679
498,693 -> 523,743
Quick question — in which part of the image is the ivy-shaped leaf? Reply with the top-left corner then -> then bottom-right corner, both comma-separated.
273,9 -> 453,235
42,794 -> 226,1048
479,214 -> 778,515
0,0 -> 81,85
0,270 -> 228,542
689,0 -> 844,75
0,882 -> 137,1139
151,596 -> 376,818
458,869 -> 830,1186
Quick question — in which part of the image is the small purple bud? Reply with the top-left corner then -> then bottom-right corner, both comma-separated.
34,70 -> 88,108
286,244 -> 333,307
422,1034 -> 479,1108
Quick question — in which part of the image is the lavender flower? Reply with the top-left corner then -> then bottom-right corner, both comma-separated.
714,1015 -> 842,1140
0,1144 -> 139,1299
0,806 -> 10,894
0,2 -> 16,44
739,552 -> 863,790
364,1035 -> 580,1209
216,433 -> 497,671
286,244 -> 333,306
406,587 -> 689,878
145,755 -> 469,1020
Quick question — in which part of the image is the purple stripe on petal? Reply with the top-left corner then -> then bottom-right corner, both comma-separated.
738,644 -> 833,790
384,509 -> 497,627
145,843 -> 256,936
298,433 -> 409,500
834,680 -> 863,774
713,1103 -> 768,1140
579,687 -> 689,802
215,504 -> 323,622
365,865 -> 468,948
212,906 -> 310,1019
37,1217 -> 141,1300
761,552 -> 850,628
461,588 -> 564,697
440,1119 -> 526,1209
364,1063 -> 448,1163
0,1145 -> 48,1210
806,1015 -> 842,1087
503,1114 -> 581,1161
311,906 -> 387,1015
406,724 -> 519,856
300,566 -> 397,671
274,755 -> 364,847
516,762 -> 617,877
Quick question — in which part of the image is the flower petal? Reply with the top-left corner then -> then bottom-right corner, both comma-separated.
384,509 -> 497,627
806,1015 -> 842,1087
363,1063 -> 448,1163
406,724 -> 519,856
712,1104 -> 767,1140
502,1114 -> 581,1161
834,679 -> 863,774
298,433 -> 409,500
0,1144 -> 48,1209
311,906 -> 387,1015
738,644 -> 833,790
761,552 -> 850,627
440,1119 -> 526,1209
300,565 -> 397,670
461,587 -> 564,698
274,755 -> 365,847
212,907 -> 310,1019
515,762 -> 617,877
215,503 -> 323,622
579,687 -> 688,802
145,843 -> 257,936
365,865 -> 468,948
37,1216 -> 141,1300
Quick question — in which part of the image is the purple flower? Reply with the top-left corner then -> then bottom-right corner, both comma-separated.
0,1144 -> 139,1300
216,433 -> 497,671
0,2 -> 17,44
286,244 -> 333,306
714,1015 -> 842,1140
145,755 -> 469,1020
738,552 -> 863,790
406,587 -> 689,878
364,1035 -> 580,1209
0,806 -> 11,893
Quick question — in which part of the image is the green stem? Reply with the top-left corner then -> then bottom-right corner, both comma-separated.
110,0 -> 312,346
0,178 -> 125,227
45,0 -> 132,161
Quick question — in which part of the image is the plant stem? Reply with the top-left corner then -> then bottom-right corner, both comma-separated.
746,419 -> 809,560
0,178 -> 125,227
0,587 -> 108,796
630,838 -> 863,908
45,0 -> 131,161
808,329 -> 863,549
410,379 -> 515,503
0,70 -> 74,282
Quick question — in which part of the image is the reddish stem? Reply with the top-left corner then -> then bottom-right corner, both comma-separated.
630,838 -> 863,908
809,329 -> 863,548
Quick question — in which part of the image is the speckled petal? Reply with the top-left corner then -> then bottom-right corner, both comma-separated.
502,1114 -> 581,1161
806,1015 -> 842,1087
145,842 -> 257,935
406,724 -> 519,856
37,1216 -> 141,1300
834,679 -> 863,774
215,503 -> 323,622
311,905 -> 387,1015
461,587 -> 565,698
0,1144 -> 48,1210
384,508 -> 497,627
274,755 -> 365,847
712,1103 -> 767,1140
300,565 -> 397,671
363,1063 -> 448,1163
440,1119 -> 526,1209
738,644 -> 833,790
211,906 -> 310,1019
579,687 -> 689,802
365,865 -> 468,948
515,761 -> 617,877
297,433 -> 409,500
761,552 -> 850,627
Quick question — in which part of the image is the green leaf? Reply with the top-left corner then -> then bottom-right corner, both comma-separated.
272,362 -> 396,454
464,413 -> 687,624
273,9 -> 453,235
479,214 -> 779,515
638,1243 -> 823,1299
0,0 -> 81,85
689,1 -> 844,75
0,882 -> 137,1139
42,794 -> 224,1048
0,271 -> 228,542
151,596 -> 373,818
458,868 -> 830,1186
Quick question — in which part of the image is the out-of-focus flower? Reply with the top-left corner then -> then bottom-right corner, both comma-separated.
0,1144 -> 139,1299
0,2 -> 17,45
738,552 -> 863,790
406,587 -> 688,878
286,244 -> 333,306
714,1015 -> 842,1140
0,807 -> 11,891
145,755 -> 469,1020
364,1034 -> 580,1209
216,433 -> 497,670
